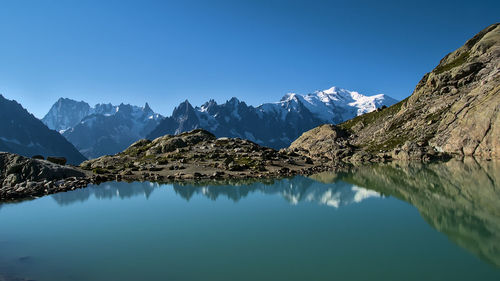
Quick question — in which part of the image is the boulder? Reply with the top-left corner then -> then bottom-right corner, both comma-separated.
47,157 -> 67,166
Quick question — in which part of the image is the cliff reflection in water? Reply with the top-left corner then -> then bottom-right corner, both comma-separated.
340,159 -> 500,268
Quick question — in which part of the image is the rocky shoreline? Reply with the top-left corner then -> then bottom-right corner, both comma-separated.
0,130 -> 346,202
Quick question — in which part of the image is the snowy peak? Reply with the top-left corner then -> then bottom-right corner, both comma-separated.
280,93 -> 300,102
267,86 -> 397,123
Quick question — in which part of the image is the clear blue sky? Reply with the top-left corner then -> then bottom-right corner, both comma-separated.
1,0 -> 498,118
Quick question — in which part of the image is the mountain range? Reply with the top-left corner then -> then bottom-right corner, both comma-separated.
42,99 -> 163,158
41,87 -> 395,158
0,95 -> 86,165
148,87 -> 396,149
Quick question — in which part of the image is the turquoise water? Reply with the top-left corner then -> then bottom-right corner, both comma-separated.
0,160 -> 499,280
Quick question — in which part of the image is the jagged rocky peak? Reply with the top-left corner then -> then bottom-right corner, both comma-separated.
228,97 -> 241,104
290,23 -> 500,162
143,102 -> 153,113
42,98 -> 91,132
173,100 -> 195,116
93,103 -> 115,114
42,98 -> 164,158
199,99 -> 218,114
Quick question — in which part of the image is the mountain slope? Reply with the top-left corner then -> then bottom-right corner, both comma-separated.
0,95 -> 87,164
148,87 -> 397,148
290,23 -> 500,161
60,102 -> 163,158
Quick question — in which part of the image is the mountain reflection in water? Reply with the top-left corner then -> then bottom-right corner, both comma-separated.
32,158 -> 500,268
50,177 -> 380,209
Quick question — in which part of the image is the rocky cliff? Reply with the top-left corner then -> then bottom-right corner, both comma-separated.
290,23 -> 500,161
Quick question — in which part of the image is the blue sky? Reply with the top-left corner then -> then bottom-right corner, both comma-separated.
0,0 -> 498,118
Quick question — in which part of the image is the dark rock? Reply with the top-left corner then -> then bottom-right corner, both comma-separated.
47,157 -> 67,166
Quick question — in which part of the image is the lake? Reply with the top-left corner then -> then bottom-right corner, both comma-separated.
1,159 -> 499,280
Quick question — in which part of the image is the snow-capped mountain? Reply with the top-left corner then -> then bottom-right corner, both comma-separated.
148,86 -> 397,148
0,95 -> 86,164
266,86 -> 395,124
42,100 -> 163,158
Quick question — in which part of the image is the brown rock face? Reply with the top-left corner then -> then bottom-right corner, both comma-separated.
288,124 -> 352,161
291,23 -> 500,161
425,24 -> 500,158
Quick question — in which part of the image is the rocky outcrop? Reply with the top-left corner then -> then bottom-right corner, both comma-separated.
288,124 -> 353,162
80,129 -> 329,182
289,24 -> 500,162
0,152 -> 90,201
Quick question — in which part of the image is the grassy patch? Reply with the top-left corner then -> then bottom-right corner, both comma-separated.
92,167 -> 108,174
139,154 -> 156,162
340,98 -> 407,132
156,157 -> 169,165
122,142 -> 154,157
235,157 -> 254,166
433,51 -> 470,74
366,134 -> 408,153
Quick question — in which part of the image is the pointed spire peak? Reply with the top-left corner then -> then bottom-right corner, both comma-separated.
228,97 -> 240,104
201,99 -> 217,108
143,102 -> 152,111
176,99 -> 194,111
